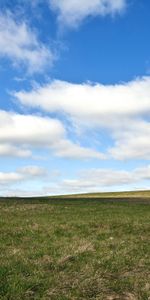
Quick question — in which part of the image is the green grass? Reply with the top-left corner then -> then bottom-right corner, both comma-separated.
0,197 -> 150,299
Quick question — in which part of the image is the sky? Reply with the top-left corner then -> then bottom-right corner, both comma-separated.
0,0 -> 150,196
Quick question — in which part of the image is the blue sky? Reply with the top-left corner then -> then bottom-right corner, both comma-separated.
0,0 -> 150,196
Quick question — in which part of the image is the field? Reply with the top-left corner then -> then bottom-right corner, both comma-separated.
0,195 -> 150,299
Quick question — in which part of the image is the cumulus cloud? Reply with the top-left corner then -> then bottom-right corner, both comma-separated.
14,77 -> 150,123
0,110 -> 64,146
49,0 -> 126,28
0,165 -> 46,185
0,144 -> 31,158
55,139 -> 105,159
60,165 -> 150,193
14,76 -> 150,160
109,120 -> 150,160
0,12 -> 54,73
0,110 -> 104,160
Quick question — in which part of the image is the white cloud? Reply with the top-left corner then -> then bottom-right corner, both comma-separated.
62,169 -> 133,192
0,165 -> 46,185
109,120 -> 150,160
19,166 -> 47,177
14,76 -> 150,160
0,144 -> 31,158
49,0 -> 126,28
0,110 -> 64,146
0,110 -> 104,160
60,165 -> 150,193
55,139 -> 105,159
0,172 -> 22,185
14,77 -> 150,123
0,12 -> 54,73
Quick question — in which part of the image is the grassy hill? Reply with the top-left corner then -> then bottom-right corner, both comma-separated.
56,190 -> 150,199
1,190 -> 150,202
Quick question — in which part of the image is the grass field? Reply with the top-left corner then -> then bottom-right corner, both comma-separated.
0,196 -> 150,299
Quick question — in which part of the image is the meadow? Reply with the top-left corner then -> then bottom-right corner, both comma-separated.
0,195 -> 150,300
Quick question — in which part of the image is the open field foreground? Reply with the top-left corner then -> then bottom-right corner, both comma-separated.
0,197 -> 150,300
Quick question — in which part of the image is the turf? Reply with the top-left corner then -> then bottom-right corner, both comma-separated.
0,197 -> 150,299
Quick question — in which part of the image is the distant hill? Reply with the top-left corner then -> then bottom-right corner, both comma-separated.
56,190 -> 150,198
1,190 -> 150,200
